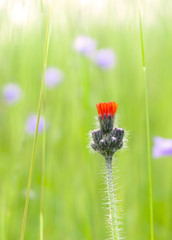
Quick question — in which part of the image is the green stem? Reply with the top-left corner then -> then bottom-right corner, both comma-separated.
40,92 -> 46,240
40,211 -> 43,240
139,11 -> 154,240
39,2 -> 54,239
19,2 -> 54,240
41,0 -> 44,13
105,156 -> 120,240
39,134 -> 45,240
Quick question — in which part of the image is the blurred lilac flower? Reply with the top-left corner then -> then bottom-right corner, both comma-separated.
152,137 -> 172,158
73,35 -> 97,57
22,189 -> 36,199
45,67 -> 64,89
94,48 -> 116,69
25,114 -> 46,135
2,83 -> 22,105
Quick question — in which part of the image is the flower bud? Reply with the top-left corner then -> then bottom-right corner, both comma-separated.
91,101 -> 124,158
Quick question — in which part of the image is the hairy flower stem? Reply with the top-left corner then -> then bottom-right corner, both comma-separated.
91,102 -> 124,239
105,156 -> 119,240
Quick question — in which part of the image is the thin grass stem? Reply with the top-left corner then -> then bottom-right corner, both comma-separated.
40,113 -> 45,240
41,0 -> 44,13
40,90 -> 46,240
105,156 -> 120,240
19,2 -> 54,240
39,0 -> 54,237
139,10 -> 154,240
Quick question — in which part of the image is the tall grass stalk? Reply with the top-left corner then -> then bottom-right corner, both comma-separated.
39,0 -> 54,238
19,2 -> 54,240
105,157 -> 120,240
139,11 -> 154,240
40,95 -> 46,240
41,0 -> 44,13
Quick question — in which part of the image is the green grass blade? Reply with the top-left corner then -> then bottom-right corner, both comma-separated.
40,91 -> 46,240
19,2 -> 54,240
139,11 -> 146,69
139,10 -> 154,240
41,0 -> 44,13
39,1 -> 54,238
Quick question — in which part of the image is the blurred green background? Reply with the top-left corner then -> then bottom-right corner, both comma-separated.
1,0 -> 172,239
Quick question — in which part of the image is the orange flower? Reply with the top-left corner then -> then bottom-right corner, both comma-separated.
96,101 -> 118,119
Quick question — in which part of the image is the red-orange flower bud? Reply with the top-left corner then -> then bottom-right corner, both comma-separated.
96,101 -> 118,119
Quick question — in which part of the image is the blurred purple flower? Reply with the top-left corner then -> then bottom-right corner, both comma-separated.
152,137 -> 172,158
25,114 -> 46,135
2,83 -> 22,105
73,35 -> 97,57
45,67 -> 64,89
94,48 -> 116,69
22,189 -> 36,199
